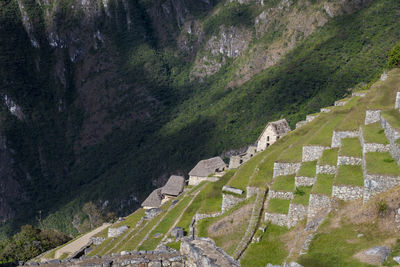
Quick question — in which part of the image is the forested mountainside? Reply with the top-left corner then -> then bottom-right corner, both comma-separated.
0,0 -> 399,241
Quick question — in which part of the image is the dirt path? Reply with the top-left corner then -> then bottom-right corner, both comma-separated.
54,223 -> 111,258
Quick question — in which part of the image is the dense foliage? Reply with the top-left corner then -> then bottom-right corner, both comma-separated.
388,42 -> 400,69
0,225 -> 70,263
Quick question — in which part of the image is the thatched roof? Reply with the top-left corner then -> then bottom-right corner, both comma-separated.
161,175 -> 185,196
189,157 -> 226,177
141,188 -> 162,208
257,119 -> 291,141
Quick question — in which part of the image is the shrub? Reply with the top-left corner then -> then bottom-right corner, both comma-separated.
387,42 -> 400,68
377,200 -> 388,217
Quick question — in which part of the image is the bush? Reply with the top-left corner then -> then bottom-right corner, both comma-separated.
387,42 -> 400,68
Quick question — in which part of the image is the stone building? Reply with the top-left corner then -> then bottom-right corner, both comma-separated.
256,119 -> 291,151
229,145 -> 257,169
161,175 -> 186,202
141,188 -> 163,209
188,157 -> 227,185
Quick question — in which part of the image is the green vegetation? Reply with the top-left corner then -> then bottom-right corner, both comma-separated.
292,186 -> 312,206
297,161 -> 317,177
382,109 -> 400,130
366,152 -> 400,175
312,174 -> 334,195
166,241 -> 181,251
340,138 -> 362,158
266,199 -> 290,214
307,113 -> 346,146
319,149 -> 339,166
241,224 -> 289,266
362,122 -> 389,144
229,154 -> 263,190
270,175 -> 295,192
335,165 -> 364,187
387,42 -> 400,68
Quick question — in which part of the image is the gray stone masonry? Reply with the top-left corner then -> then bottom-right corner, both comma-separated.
265,203 -> 307,228
108,225 -> 128,238
221,193 -> 245,213
395,208 -> 400,230
363,173 -> 400,202
332,185 -> 363,200
89,237 -> 105,245
365,110 -> 381,125
320,108 -> 331,113
337,156 -> 362,165
222,185 -> 243,195
334,100 -> 347,107
273,162 -> 301,178
307,194 -> 331,221
302,146 -> 328,162
380,116 -> 400,165
296,121 -> 307,129
265,212 -> 289,227
396,92 -> 400,110
331,130 -> 359,148
352,92 -> 366,97
246,186 -> 259,199
268,190 -> 294,200
363,143 -> 390,153
316,165 -> 337,175
295,176 -> 316,187
306,114 -> 319,122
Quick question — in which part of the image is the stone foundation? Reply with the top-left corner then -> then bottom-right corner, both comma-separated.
337,156 -> 362,165
331,130 -> 359,148
307,194 -> 331,221
302,146 -> 328,162
221,194 -> 245,213
268,190 -> 294,200
295,176 -> 316,187
365,110 -> 381,125
273,162 -> 301,177
316,165 -> 337,175
332,185 -> 363,200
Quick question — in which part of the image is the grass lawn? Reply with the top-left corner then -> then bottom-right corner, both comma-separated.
270,175 -> 295,192
335,165 -> 364,187
366,152 -> 400,176
362,122 -> 389,144
292,186 -> 312,206
138,196 -> 192,250
240,224 -> 289,266
266,199 -> 290,214
312,174 -> 334,195
166,241 -> 181,251
340,138 -> 362,158
229,153 -> 263,190
319,148 -> 338,166
297,161 -> 317,177
382,109 -> 400,130
307,113 -> 346,146
335,98 -> 366,131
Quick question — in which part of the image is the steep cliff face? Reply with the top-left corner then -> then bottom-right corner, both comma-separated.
1,0 -> 397,238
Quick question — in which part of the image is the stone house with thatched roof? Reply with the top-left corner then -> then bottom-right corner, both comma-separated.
141,188 -> 163,210
256,119 -> 291,151
188,157 -> 227,186
161,175 -> 185,202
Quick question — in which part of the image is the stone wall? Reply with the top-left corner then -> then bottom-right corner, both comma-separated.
188,176 -> 218,186
265,203 -> 307,228
306,114 -> 318,122
337,156 -> 362,165
246,186 -> 259,199
229,156 -> 241,169
108,225 -> 128,238
268,190 -> 294,200
307,194 -> 331,221
331,130 -> 359,148
320,108 -> 331,113
380,116 -> 400,165
89,237 -> 105,246
396,92 -> 400,110
363,173 -> 400,202
302,146 -> 328,162
221,193 -> 245,213
332,185 -> 363,200
365,110 -> 381,125
316,165 -> 337,175
334,100 -> 347,107
296,121 -> 307,129
363,143 -> 390,153
352,92 -> 366,97
273,162 -> 301,177
222,186 -> 243,195
257,125 -> 279,151
295,176 -> 316,187
265,212 -> 289,227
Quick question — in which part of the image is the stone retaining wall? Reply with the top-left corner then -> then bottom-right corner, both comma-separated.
334,100 -> 347,107
296,121 -> 307,129
246,186 -> 259,199
273,162 -> 301,177
331,130 -> 359,148
265,204 -> 307,228
306,115 -> 318,122
363,173 -> 400,202
320,108 -> 331,113
302,146 -> 328,162
363,143 -> 390,153
268,190 -> 294,200
352,92 -> 366,97
108,226 -> 128,238
380,116 -> 400,165
332,185 -> 363,200
316,165 -> 337,174
265,212 -> 289,227
221,194 -> 245,213
396,92 -> 400,110
307,194 -> 331,221
365,110 -> 381,125
337,156 -> 362,165
295,176 -> 316,187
